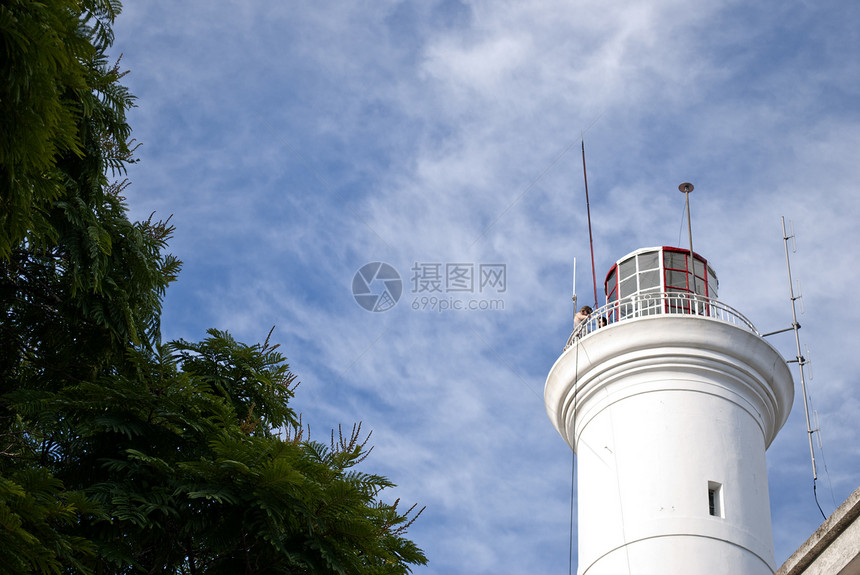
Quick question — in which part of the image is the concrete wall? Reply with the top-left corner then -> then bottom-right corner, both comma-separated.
776,486 -> 860,575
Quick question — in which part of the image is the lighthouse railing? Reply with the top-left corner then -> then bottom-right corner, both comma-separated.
564,291 -> 758,350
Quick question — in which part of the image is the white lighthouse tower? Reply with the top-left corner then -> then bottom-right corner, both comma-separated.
545,244 -> 794,574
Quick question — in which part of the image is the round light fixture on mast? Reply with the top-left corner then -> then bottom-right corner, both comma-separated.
679,182 -> 694,194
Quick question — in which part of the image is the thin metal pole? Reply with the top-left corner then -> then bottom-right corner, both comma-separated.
782,217 -> 818,482
582,141 -> 598,308
679,183 -> 698,294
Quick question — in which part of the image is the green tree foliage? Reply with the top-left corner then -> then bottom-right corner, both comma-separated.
0,2 -> 426,573
1,0 -> 135,260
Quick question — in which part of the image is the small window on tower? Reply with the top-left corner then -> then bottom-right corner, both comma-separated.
708,481 -> 723,518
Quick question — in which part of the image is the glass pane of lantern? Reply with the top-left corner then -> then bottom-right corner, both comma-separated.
667,270 -> 688,289
606,269 -> 617,301
638,251 -> 659,271
666,251 -> 687,270
708,266 -> 719,297
640,270 -> 660,289
619,257 -> 636,280
693,258 -> 706,278
620,276 -> 637,297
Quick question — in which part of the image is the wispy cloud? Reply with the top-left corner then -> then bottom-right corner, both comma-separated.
114,1 -> 860,572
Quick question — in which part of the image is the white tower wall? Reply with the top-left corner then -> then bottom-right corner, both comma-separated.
546,315 -> 793,575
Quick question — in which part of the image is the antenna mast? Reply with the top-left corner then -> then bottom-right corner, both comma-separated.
780,217 -> 825,519
582,141 -> 598,308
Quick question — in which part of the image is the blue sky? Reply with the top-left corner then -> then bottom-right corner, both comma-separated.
112,2 -> 859,573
